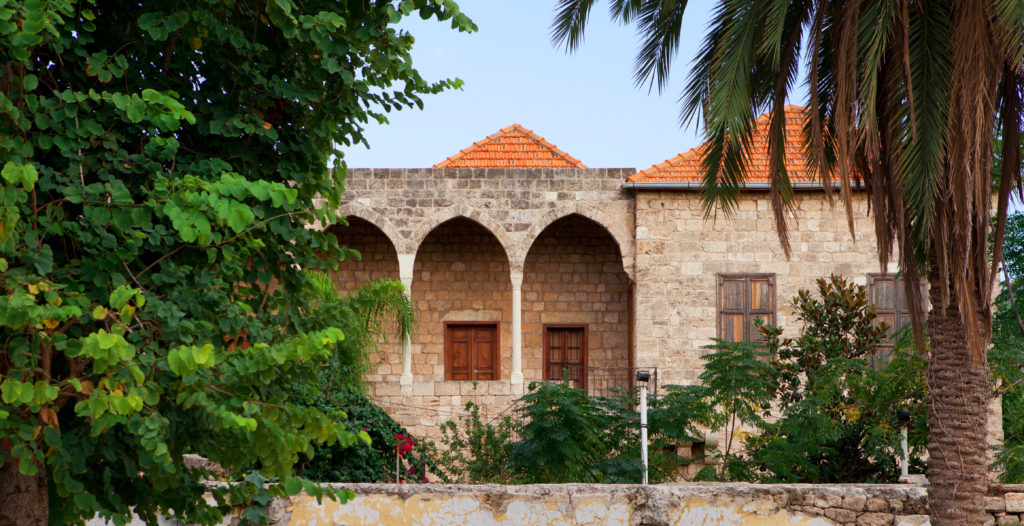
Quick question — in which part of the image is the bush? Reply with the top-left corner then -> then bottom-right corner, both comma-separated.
434,400 -> 520,484
298,384 -> 440,483
698,275 -> 928,483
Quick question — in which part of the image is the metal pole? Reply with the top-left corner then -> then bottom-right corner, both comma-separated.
900,427 -> 909,478
640,383 -> 648,486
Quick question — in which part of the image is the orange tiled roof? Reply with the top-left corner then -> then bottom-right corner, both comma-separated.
434,124 -> 587,169
628,106 -> 814,184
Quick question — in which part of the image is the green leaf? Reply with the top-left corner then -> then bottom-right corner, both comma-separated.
282,476 -> 303,495
22,74 -> 37,91
92,305 -> 108,320
1,380 -> 22,404
109,286 -> 136,309
96,331 -> 119,349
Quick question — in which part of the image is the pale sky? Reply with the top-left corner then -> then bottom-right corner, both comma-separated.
340,1 -> 722,171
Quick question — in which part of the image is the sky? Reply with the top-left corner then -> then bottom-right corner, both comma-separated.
340,1 -> 724,171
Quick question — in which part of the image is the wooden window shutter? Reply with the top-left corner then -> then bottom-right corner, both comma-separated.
444,323 -> 500,381
718,274 -> 776,343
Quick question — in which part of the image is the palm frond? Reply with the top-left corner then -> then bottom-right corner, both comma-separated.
631,0 -> 691,93
551,0 -> 600,52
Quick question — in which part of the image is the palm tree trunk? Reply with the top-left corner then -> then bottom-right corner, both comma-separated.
0,448 -> 47,526
926,270 -> 991,525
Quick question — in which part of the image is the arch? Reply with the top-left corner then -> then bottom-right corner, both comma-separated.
411,205 -> 514,266
332,201 -> 404,254
519,204 -> 634,279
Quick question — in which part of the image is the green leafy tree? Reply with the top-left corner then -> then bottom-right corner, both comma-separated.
0,0 -> 474,524
698,276 -> 927,483
991,212 -> 1024,482
553,2 -> 1023,522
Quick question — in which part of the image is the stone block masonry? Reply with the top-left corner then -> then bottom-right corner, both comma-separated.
101,483 -> 1024,525
321,168 -> 636,443
633,191 -> 894,388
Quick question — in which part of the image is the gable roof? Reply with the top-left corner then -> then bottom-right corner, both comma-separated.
628,106 -> 813,184
434,124 -> 587,169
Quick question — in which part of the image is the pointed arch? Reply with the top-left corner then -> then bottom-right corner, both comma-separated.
519,203 -> 634,280
331,201 -> 404,254
411,205 -> 514,266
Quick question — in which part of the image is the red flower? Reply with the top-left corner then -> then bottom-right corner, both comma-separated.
394,433 -> 416,456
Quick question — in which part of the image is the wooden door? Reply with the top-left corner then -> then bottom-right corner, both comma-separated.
445,323 -> 499,380
544,325 -> 587,389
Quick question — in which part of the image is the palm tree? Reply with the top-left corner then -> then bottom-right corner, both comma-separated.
552,1 -> 1024,524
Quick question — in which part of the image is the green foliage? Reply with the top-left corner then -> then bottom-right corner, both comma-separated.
0,0 -> 473,523
511,381 -> 609,483
303,273 -> 416,393
434,400 -> 520,484
699,275 -> 928,483
297,384 -> 438,484
991,212 -> 1024,482
501,382 -> 710,484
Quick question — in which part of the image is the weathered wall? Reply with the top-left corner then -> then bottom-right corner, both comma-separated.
633,190 -> 893,387
96,483 -> 1024,525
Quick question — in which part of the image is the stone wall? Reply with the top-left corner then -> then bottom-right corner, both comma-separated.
522,215 -> 631,381
323,168 -> 636,441
332,168 -> 635,276
632,190 -> 893,386
119,483 -> 1024,525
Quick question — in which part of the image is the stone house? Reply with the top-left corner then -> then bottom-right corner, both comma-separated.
326,107 -> 908,441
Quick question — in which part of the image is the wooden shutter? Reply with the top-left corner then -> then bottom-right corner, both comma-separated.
718,274 -> 776,343
445,323 -> 500,380
867,274 -> 915,366
544,325 -> 587,389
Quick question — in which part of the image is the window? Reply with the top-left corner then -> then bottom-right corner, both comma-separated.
867,274 -> 917,366
717,274 -> 775,343
544,325 -> 587,389
444,322 -> 499,381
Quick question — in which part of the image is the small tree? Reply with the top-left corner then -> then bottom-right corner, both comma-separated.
991,212 -> 1024,482
435,400 -> 520,484
511,381 -> 609,483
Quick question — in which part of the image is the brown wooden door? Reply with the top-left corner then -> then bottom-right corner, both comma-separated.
544,325 -> 587,389
445,323 -> 499,380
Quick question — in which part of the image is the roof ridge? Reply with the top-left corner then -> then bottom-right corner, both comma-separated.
434,124 -> 587,169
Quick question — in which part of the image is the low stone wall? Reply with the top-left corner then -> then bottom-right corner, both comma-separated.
88,483 -> 1024,525
277,483 -> 1024,526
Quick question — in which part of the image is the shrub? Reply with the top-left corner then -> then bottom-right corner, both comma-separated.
698,275 -> 928,483
434,400 -> 520,484
298,384 -> 440,483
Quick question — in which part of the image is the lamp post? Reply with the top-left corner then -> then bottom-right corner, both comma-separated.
896,408 -> 912,479
637,370 -> 651,486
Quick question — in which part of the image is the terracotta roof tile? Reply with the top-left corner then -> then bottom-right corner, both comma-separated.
434,124 -> 587,169
628,106 -> 815,184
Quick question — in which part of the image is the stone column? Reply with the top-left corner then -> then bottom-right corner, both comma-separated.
510,272 -> 524,385
398,253 -> 415,386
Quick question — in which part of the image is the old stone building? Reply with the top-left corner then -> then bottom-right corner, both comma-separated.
326,108 -> 907,441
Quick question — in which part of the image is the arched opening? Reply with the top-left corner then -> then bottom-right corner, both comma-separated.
522,214 -> 631,394
324,217 -> 401,382
412,217 -> 512,382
